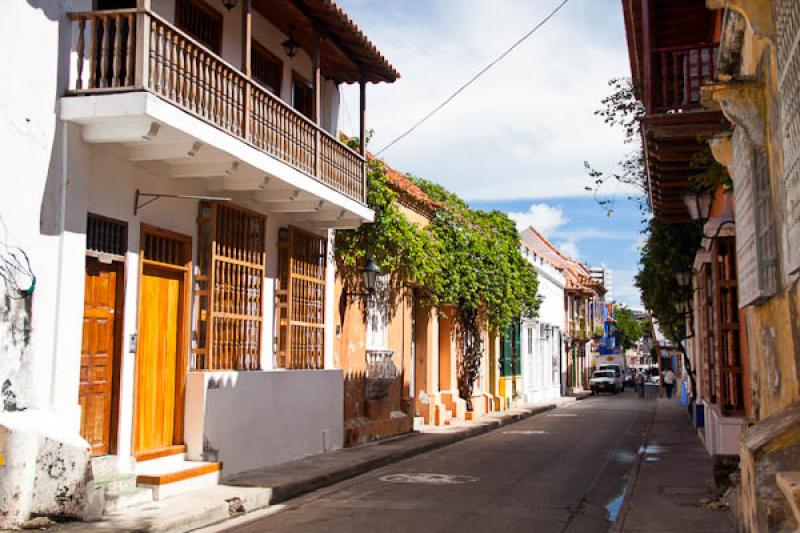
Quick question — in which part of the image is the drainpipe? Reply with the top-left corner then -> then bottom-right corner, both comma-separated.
49,122 -> 68,408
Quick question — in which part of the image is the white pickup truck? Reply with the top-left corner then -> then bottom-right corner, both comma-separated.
589,370 -> 620,395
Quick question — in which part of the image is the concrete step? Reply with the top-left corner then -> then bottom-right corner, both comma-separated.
136,458 -> 221,501
102,486 -> 154,514
97,472 -> 138,494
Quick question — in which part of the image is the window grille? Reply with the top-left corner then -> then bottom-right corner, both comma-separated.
176,0 -> 223,54
712,237 -> 744,415
366,275 -> 389,350
86,214 -> 127,259
252,41 -> 283,95
193,202 -> 266,370
275,227 -> 327,369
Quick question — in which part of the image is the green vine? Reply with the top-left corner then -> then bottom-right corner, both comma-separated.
335,154 -> 540,408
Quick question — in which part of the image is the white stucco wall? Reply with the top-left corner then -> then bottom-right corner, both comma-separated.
185,369 -> 344,477
520,253 -> 566,403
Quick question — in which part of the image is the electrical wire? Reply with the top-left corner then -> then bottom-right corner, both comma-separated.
375,0 -> 570,156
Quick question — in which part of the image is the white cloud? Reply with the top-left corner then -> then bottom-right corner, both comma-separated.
337,0 -> 634,200
507,203 -> 568,235
557,240 -> 580,259
610,268 -> 642,308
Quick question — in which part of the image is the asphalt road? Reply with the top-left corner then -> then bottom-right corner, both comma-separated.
224,392 -> 654,533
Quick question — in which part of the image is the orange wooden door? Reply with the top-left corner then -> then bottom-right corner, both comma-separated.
134,264 -> 183,453
80,258 -> 122,456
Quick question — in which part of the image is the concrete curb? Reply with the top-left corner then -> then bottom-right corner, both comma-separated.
266,403 -> 560,503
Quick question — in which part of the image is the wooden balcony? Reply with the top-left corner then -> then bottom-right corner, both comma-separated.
646,44 -> 718,114
66,9 -> 366,205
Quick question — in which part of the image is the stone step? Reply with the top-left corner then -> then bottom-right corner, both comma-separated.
96,472 -> 138,495
102,486 -> 154,514
136,459 -> 221,501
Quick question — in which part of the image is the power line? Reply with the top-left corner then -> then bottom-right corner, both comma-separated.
375,0 -> 570,156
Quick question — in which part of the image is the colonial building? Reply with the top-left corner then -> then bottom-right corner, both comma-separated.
622,0 -> 800,530
0,0 -> 397,525
519,227 -> 566,403
335,164 -> 440,444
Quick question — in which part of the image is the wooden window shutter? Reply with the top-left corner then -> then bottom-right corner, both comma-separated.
175,0 -> 223,54
292,73 -> 313,119
713,236 -> 744,414
193,202 -> 266,370
275,227 -> 327,369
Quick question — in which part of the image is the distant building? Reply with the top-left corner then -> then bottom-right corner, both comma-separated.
589,264 -> 613,302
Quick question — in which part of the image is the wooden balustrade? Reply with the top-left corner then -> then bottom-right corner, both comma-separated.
68,9 -> 365,205
648,44 -> 718,113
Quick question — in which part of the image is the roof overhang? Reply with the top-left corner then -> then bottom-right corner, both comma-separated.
253,0 -> 399,84
641,110 -> 729,222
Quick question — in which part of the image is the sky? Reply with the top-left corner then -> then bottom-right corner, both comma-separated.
336,0 -> 646,308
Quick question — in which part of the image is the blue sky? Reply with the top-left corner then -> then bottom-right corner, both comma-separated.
471,196 -> 646,308
336,0 -> 645,307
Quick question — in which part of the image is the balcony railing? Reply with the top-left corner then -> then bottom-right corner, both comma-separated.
647,44 -> 718,114
67,9 -> 366,204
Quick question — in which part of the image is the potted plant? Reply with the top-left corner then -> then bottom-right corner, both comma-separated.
592,326 -> 605,340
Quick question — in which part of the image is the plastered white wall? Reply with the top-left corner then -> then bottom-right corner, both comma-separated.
186,369 -> 344,476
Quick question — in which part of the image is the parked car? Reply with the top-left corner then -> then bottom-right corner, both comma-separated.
590,370 -> 620,395
597,363 -> 624,393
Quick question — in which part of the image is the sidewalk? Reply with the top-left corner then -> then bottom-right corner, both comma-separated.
614,397 -> 735,532
54,397 -> 575,532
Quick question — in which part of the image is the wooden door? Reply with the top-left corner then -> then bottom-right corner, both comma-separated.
80,258 -> 122,455
134,227 -> 191,454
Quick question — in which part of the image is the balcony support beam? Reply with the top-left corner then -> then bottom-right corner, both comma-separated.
242,0 -> 252,139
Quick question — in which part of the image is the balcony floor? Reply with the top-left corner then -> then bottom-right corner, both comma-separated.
60,91 -> 373,227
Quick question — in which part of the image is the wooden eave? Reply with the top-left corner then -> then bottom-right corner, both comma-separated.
253,0 -> 399,84
641,109 -> 728,222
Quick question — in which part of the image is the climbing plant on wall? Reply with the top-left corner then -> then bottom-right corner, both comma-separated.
335,153 -> 540,409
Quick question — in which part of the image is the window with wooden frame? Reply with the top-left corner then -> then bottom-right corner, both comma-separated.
712,236 -> 744,415
252,40 -> 283,95
275,227 -> 327,369
193,202 -> 266,371
175,0 -> 223,54
292,72 -> 313,119
698,264 -> 716,403
753,148 -> 778,298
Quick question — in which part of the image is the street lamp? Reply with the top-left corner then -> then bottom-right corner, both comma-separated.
362,257 -> 381,293
675,270 -> 691,289
682,190 -> 713,227
282,31 -> 300,58
344,257 -> 381,301
222,0 -> 237,10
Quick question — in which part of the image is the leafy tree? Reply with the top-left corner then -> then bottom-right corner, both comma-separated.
614,306 -> 644,350
635,219 -> 701,343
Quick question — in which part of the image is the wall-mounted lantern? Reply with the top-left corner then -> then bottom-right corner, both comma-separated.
682,190 -> 713,227
675,270 -> 691,289
282,31 -> 300,58
345,257 -> 381,301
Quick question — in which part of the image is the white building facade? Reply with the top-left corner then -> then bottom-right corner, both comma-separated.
519,237 -> 566,404
0,0 -> 396,525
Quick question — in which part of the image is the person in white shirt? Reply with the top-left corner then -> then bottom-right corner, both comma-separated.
663,368 -> 676,399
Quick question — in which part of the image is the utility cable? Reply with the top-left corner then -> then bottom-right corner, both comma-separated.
375,0 -> 570,156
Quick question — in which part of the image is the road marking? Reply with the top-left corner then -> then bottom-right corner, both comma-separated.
502,430 -> 549,435
547,413 -> 577,417
379,473 -> 478,485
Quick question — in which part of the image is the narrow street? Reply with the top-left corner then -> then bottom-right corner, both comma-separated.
224,393 -> 652,533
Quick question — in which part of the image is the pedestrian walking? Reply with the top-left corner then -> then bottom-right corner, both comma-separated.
635,371 -> 645,398
663,368 -> 676,399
